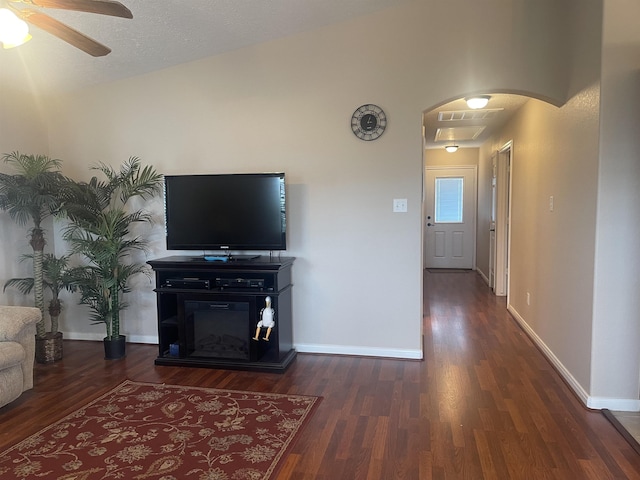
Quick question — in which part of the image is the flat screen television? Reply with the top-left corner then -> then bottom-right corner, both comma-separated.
164,173 -> 286,252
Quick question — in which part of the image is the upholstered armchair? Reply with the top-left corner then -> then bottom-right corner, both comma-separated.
0,306 -> 41,408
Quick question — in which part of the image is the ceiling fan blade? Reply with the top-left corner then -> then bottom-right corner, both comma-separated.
20,10 -> 111,56
11,0 -> 132,19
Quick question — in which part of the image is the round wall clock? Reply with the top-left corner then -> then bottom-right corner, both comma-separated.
351,104 -> 387,141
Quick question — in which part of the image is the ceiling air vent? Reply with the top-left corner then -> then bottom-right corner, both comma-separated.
438,108 -> 504,122
434,126 -> 486,142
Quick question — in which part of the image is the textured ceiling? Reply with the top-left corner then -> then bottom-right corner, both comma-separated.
0,0 -> 414,94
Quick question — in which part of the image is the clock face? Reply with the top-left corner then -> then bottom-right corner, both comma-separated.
351,104 -> 387,141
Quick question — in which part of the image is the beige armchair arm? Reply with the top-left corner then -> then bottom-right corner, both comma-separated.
0,306 -> 41,341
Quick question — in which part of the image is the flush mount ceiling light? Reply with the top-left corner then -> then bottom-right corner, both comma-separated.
465,95 -> 491,109
0,8 -> 31,49
445,145 -> 459,153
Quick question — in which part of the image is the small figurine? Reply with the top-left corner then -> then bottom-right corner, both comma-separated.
253,296 -> 276,341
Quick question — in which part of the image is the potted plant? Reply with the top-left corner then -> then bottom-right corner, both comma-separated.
4,253 -> 74,362
0,152 -> 67,363
61,157 -> 162,359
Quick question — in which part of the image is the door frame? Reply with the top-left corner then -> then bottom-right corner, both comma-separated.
493,141 -> 513,298
423,165 -> 477,270
489,151 -> 498,289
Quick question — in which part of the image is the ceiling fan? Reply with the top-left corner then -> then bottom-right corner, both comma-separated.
2,0 -> 132,57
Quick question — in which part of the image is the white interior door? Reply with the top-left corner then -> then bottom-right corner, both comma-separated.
424,166 -> 476,269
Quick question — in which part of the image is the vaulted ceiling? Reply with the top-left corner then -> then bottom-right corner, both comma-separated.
1,0 -> 414,94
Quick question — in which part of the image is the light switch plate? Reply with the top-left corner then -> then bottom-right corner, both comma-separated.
393,198 -> 408,213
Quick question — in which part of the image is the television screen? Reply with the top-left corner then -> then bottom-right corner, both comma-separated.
164,173 -> 286,251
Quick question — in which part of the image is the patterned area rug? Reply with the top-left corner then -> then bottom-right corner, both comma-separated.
0,380 -> 319,480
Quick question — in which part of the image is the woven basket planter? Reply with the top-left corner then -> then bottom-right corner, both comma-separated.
35,331 -> 63,364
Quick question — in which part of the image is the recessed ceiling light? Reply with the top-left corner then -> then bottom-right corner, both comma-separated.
465,95 -> 491,109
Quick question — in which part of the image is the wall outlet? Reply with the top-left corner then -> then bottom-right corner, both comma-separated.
526,292 -> 531,305
549,195 -> 554,212
393,198 -> 408,213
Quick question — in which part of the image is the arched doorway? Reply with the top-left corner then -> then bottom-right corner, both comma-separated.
421,94 -> 529,295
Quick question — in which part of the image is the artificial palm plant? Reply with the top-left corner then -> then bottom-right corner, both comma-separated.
0,152 -> 66,342
60,157 -> 162,358
3,253 -> 74,362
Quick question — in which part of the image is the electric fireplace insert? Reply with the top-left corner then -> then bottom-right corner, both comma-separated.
185,299 -> 254,361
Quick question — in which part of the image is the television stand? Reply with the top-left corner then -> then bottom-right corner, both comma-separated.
198,254 -> 261,262
148,255 -> 296,373
234,254 -> 260,261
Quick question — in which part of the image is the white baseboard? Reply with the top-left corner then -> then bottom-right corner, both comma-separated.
295,343 -> 423,360
476,268 -> 490,286
587,396 -> 640,411
507,304 -> 640,412
63,333 -> 423,360
63,332 -> 158,344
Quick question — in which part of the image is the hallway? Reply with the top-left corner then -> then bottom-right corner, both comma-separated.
422,269 -> 640,478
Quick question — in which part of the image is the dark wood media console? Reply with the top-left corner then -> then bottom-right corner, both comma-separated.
148,255 -> 296,372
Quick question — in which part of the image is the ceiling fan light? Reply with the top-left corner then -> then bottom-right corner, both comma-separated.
2,32 -> 31,49
465,95 -> 491,109
0,8 -> 31,49
445,145 -> 459,153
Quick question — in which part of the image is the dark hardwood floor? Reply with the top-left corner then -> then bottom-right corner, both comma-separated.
1,270 -> 639,479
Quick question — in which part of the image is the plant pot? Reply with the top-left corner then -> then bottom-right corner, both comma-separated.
103,335 -> 126,360
35,332 -> 63,364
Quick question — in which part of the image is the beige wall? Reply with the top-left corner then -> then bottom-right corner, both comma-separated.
424,148 -> 479,168
4,0 -> 636,409
0,87 -> 50,308
486,87 -> 600,393
29,1 -> 575,359
590,0 -> 640,405
477,144 -> 494,280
